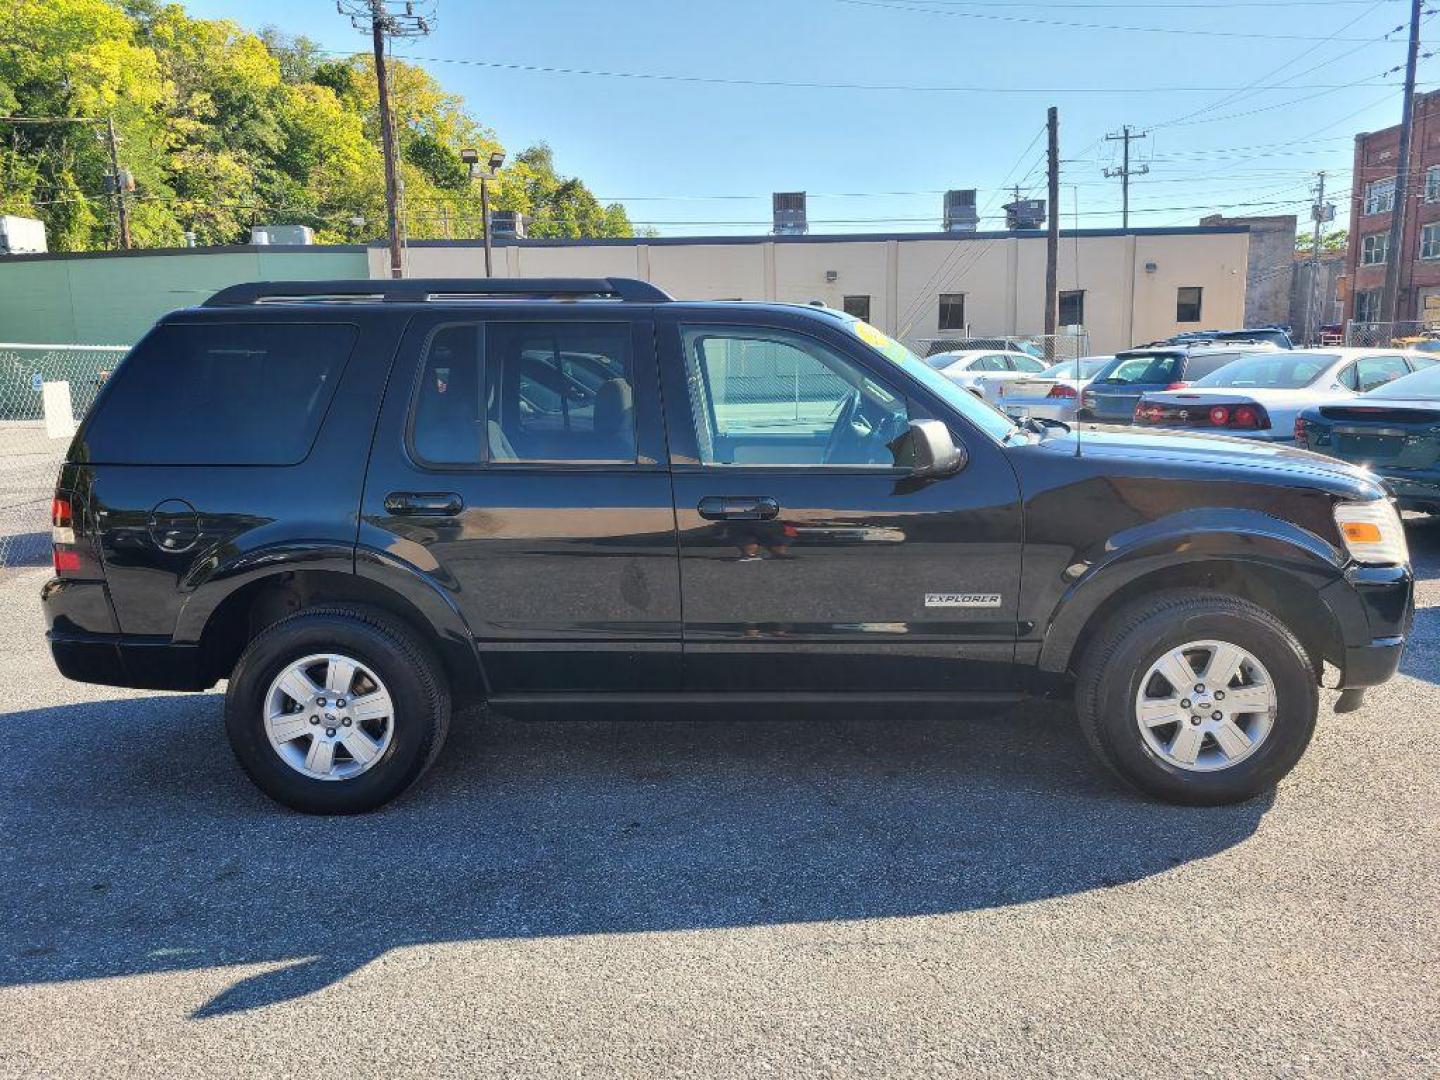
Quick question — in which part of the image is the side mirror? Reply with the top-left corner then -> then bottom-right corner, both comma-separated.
906,419 -> 966,478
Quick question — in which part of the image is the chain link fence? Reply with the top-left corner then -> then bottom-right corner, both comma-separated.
912,331 -> 1093,363
1,343 -> 128,569
1343,320 -> 1437,348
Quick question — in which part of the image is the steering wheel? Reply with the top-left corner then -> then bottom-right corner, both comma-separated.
822,389 -> 863,465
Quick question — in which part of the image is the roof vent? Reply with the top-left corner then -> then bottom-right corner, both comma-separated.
943,190 -> 978,233
490,211 -> 526,239
773,192 -> 808,235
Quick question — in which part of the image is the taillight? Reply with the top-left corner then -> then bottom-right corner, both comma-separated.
1209,406 -> 1230,426
1165,381 -> 1191,390
1231,405 -> 1264,429
1047,384 -> 1078,399
51,493 -> 84,577
52,548 -> 82,575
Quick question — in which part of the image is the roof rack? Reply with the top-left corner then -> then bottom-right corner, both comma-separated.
203,277 -> 673,307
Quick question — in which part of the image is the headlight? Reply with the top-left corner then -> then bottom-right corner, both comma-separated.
1333,499 -> 1409,565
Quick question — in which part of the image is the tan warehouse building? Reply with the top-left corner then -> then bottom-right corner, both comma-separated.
377,225 -> 1252,355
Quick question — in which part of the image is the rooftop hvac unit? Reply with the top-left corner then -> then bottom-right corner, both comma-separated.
489,211 -> 526,239
250,224 -> 315,246
1003,198 -> 1046,230
773,192 -> 808,235
943,189 -> 978,232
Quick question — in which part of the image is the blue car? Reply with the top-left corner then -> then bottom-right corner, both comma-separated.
1079,344 -> 1273,424
1297,363 -> 1440,513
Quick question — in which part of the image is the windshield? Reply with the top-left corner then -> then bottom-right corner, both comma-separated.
923,352 -> 962,370
1194,351 -> 1338,389
1096,353 -> 1182,385
1363,363 -> 1440,399
1042,357 -> 1109,379
845,319 -> 1019,441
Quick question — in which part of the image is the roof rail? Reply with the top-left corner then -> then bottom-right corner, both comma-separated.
202,277 -> 673,307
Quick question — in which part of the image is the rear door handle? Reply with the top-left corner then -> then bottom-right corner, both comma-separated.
384,491 -> 463,516
697,496 -> 780,521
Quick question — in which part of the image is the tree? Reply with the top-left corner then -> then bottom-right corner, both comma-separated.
0,0 -> 633,251
1296,228 -> 1347,255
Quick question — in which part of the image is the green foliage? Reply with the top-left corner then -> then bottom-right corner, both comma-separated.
0,0 -> 632,251
1296,228 -> 1347,255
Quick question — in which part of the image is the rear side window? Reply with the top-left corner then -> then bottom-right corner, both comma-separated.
1183,352 -> 1244,380
1101,354 -> 1181,385
80,322 -> 356,466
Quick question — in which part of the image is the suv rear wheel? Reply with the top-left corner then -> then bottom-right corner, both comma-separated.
224,605 -> 451,814
1075,590 -> 1318,805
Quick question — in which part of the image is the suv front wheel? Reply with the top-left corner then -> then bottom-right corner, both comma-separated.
1075,590 -> 1318,805
224,605 -> 451,814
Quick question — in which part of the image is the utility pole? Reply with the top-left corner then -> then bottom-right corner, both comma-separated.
1307,171 -> 1332,345
339,1 -> 436,279
1382,0 -> 1423,324
105,116 -> 131,251
1044,106 -> 1060,356
1103,125 -> 1148,230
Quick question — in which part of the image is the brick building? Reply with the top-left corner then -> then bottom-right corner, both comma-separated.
1347,89 -> 1440,325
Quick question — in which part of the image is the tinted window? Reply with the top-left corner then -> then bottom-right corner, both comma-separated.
410,322 -> 636,465
1183,351 -> 1247,380
680,325 -> 909,467
1196,351 -> 1336,389
1098,354 -> 1182,385
80,322 -> 355,466
1010,355 -> 1047,373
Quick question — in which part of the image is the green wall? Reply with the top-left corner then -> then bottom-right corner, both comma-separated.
0,246 -> 371,345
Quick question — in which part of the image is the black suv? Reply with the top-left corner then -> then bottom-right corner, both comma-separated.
43,278 -> 1414,813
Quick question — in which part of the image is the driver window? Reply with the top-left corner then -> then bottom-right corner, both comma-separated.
679,325 -> 910,467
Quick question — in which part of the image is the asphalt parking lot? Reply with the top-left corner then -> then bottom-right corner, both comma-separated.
1,525 -> 1437,1078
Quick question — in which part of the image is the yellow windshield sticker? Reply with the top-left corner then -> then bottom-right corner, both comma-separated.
852,320 -> 911,365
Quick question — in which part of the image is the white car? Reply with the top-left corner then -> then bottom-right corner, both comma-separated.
924,349 -> 1049,400
1132,348 -> 1434,442
992,356 -> 1115,422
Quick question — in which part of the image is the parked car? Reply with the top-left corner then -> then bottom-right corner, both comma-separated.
1296,362 -> 1440,513
1079,343 -> 1277,423
922,336 -> 1044,359
993,356 -> 1114,422
1153,328 -> 1294,350
924,348 -> 1049,399
1133,348 -> 1432,442
43,278 -> 1412,812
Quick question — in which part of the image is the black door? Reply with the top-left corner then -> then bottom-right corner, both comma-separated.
657,312 -> 1024,692
360,310 -> 681,694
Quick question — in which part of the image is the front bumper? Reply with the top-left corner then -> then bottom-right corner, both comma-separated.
1320,563 -> 1414,688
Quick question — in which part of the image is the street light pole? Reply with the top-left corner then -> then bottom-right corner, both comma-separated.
481,173 -> 493,277
462,147 -> 505,278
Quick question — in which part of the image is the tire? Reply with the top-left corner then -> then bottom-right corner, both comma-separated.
1074,589 -> 1318,806
224,605 -> 451,814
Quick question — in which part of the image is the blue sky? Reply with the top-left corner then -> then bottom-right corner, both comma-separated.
181,0 -> 1428,237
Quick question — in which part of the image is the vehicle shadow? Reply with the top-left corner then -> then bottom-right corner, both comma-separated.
1401,515 -> 1440,684
0,694 -> 1272,1019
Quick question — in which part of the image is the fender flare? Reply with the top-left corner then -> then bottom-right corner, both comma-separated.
1036,508 -> 1349,674
170,540 -> 486,694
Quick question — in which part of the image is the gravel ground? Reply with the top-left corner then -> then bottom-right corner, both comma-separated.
1,524 -> 1437,1079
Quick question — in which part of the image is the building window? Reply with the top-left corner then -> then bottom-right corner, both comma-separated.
1354,289 -> 1382,323
1423,223 -> 1440,260
1176,287 -> 1203,323
1427,166 -> 1440,203
1058,290 -> 1084,326
938,293 -> 966,331
1365,176 -> 1396,215
842,295 -> 871,321
1361,232 -> 1389,265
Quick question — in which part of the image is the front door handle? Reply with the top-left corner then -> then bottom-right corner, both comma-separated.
697,496 -> 780,521
384,491 -> 463,516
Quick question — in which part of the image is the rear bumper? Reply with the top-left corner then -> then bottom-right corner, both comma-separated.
42,577 -> 213,691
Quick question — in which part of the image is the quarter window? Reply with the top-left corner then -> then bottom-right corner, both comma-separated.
1176,287 -> 1203,323
1361,232 -> 1389,266
679,325 -> 910,467
1365,176 -> 1396,215
78,322 -> 356,466
938,293 -> 966,331
410,322 -> 637,466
